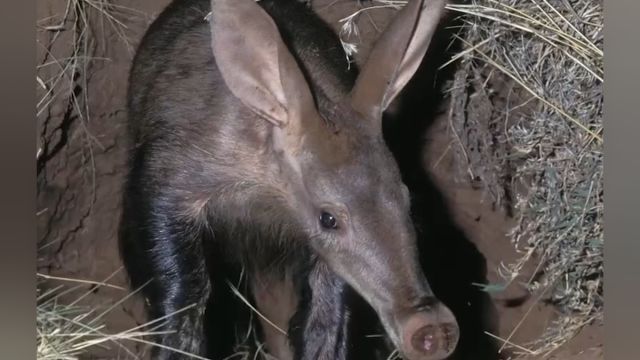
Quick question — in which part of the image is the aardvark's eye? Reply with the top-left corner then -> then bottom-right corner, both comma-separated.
319,211 -> 338,230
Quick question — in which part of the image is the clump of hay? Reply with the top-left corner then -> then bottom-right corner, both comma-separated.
339,0 -> 603,357
36,272 -> 275,359
37,271 -> 228,360
446,0 -> 603,356
37,273 -> 159,360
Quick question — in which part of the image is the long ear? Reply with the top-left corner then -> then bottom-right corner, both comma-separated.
208,0 -> 315,131
350,0 -> 446,120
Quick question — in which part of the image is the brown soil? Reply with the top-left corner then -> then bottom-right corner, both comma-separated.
36,1 -> 602,359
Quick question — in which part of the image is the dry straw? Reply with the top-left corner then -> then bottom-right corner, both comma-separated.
445,0 -> 603,356
36,270 -> 275,359
36,271 -> 217,360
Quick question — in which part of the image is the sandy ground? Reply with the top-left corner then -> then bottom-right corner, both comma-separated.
36,0 -> 602,359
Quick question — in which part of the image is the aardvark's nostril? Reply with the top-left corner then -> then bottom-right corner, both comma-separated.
401,308 -> 459,360
411,324 -> 438,355
409,321 -> 459,358
439,322 -> 459,353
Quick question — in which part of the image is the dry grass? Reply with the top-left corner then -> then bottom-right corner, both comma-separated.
445,0 -> 603,357
36,272 -> 214,360
338,0 -> 603,357
37,270 -> 150,360
36,268 -> 275,360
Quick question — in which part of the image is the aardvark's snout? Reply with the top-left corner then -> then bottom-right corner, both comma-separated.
396,300 -> 459,360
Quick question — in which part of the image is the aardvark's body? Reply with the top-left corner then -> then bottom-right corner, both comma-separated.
119,1 -> 456,359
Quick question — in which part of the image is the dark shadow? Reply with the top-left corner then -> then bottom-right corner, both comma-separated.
378,7 -> 503,360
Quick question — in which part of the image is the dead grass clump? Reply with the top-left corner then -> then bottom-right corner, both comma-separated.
36,271 -> 275,360
338,0 -> 603,357
445,0 -> 603,356
36,273 -> 153,360
36,272 -> 223,360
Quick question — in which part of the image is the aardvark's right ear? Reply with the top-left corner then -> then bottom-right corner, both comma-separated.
350,0 -> 447,124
